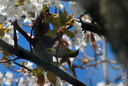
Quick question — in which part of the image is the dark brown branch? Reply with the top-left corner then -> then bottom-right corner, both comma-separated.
80,20 -> 105,36
13,26 -> 18,47
12,20 -> 32,42
13,61 -> 32,72
0,57 -> 19,63
0,39 -> 86,86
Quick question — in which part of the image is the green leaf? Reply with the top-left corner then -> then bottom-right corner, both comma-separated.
65,30 -> 75,39
66,14 -> 74,25
0,23 -> 4,29
42,4 -> 49,12
37,72 -> 45,85
45,14 -> 61,28
85,33 -> 90,43
0,30 -> 5,37
32,67 -> 42,76
21,61 -> 26,66
44,29 -> 58,37
59,8 -> 68,26
47,71 -> 57,85
64,8 -> 68,18
15,0 -> 24,6
32,68 -> 45,85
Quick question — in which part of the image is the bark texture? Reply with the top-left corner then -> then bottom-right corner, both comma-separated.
33,14 -> 54,63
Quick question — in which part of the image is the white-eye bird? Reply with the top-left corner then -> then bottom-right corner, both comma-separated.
47,45 -> 79,65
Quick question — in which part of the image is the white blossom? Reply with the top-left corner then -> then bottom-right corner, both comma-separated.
19,77 -> 26,86
94,33 -> 102,42
72,21 -> 86,52
0,72 -> 3,84
0,0 -> 63,23
27,75 -> 38,86
62,35 -> 72,49
25,61 -> 33,69
4,72 -> 13,86
69,1 -> 84,17
0,22 -> 15,45
97,82 -> 106,86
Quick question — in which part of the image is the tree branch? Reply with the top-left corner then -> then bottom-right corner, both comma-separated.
0,57 -> 19,63
12,21 -> 32,42
0,39 -> 86,86
13,61 -> 32,72
80,20 -> 105,36
74,59 -> 119,69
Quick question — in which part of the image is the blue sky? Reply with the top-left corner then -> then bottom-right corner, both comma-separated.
0,1 -> 122,86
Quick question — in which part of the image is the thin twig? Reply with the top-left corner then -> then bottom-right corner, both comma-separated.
13,61 -> 32,72
67,59 -> 76,77
30,26 -> 34,53
83,48 -> 95,60
108,62 -> 123,70
0,72 -> 6,86
16,71 -> 22,86
74,59 -> 118,69
29,20 -> 37,53
90,79 -> 92,86
12,20 -> 32,42
0,57 -> 19,63
4,66 -> 19,72
55,6 -> 57,13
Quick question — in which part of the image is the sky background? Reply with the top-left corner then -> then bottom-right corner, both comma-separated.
0,1 -> 123,86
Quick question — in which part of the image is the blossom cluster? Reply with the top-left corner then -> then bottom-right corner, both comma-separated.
0,22 -> 15,45
0,0 -> 63,23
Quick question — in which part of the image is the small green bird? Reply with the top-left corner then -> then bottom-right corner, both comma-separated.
48,45 -> 79,65
52,45 -> 79,57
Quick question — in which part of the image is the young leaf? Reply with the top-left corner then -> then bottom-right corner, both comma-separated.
21,61 -> 26,66
32,67 -> 45,85
47,71 -> 57,85
42,4 -> 49,12
68,49 -> 79,57
66,14 -> 74,25
44,29 -> 58,37
0,29 -> 5,37
90,33 -> 96,51
15,0 -> 24,6
37,72 -> 45,85
0,23 -> 4,29
59,8 -> 68,26
85,32 -> 90,43
32,67 -> 42,76
45,14 -> 61,28
1,55 -> 12,67
82,59 -> 90,64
